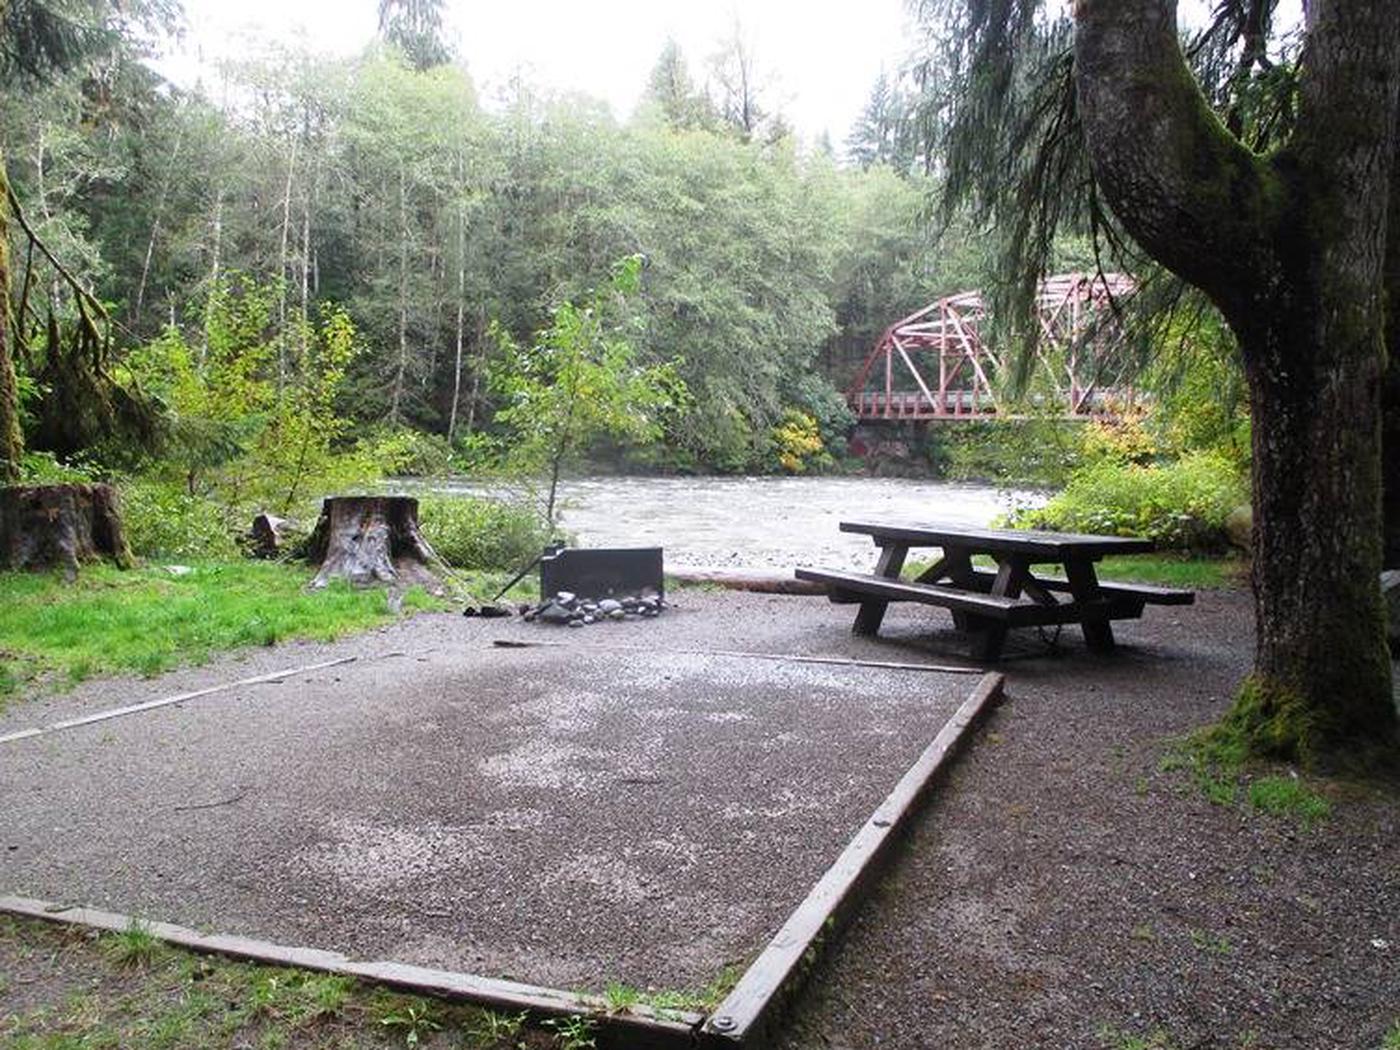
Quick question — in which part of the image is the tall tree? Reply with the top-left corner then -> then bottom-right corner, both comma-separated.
924,0 -> 1400,766
376,0 -> 450,72
0,0 -> 122,482
641,39 -> 713,131
708,21 -> 768,141
846,71 -> 918,172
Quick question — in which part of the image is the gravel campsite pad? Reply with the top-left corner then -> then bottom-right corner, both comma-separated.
0,626 -> 972,994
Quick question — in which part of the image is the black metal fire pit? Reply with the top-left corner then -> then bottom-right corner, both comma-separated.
539,546 -> 664,602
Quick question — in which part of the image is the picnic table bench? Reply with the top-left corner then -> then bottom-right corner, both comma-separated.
796,521 -> 1194,661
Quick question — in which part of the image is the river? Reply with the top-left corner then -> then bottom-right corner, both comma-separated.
428,475 -> 1041,572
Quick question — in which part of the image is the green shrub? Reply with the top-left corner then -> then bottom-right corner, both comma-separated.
358,428 -> 458,478
416,495 -> 551,572
120,480 -> 241,561
1012,452 -> 1245,550
19,451 -> 98,484
937,418 -> 1087,486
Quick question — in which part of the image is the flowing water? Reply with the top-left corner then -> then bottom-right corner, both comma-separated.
428,475 -> 1042,572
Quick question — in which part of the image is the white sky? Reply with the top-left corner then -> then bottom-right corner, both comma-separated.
159,0 -> 918,146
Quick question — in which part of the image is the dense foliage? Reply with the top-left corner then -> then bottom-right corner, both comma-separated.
1013,452 -> 1245,551
0,19 -> 974,476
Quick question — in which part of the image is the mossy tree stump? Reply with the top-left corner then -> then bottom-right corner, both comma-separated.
306,496 -> 444,594
0,483 -> 133,578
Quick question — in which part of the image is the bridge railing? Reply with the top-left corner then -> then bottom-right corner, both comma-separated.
849,390 -> 994,419
850,388 -> 1129,421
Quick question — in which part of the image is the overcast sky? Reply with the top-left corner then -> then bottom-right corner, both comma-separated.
159,0 -> 918,146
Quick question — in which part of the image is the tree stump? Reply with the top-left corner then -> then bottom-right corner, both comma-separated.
305,496 -> 444,593
249,513 -> 298,559
0,483 -> 133,578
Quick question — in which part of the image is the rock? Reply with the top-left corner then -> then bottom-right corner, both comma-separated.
555,591 -> 576,606
1381,570 -> 1400,647
598,598 -> 622,614
1224,504 -> 1253,552
538,602 -> 573,624
583,614 -> 595,624
567,618 -> 586,628
608,608 -> 626,620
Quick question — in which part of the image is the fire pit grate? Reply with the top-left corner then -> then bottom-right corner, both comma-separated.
524,546 -> 665,627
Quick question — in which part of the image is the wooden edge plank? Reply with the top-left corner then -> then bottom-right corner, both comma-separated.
0,895 -> 703,1048
700,672 -> 1005,1047
0,656 -> 363,747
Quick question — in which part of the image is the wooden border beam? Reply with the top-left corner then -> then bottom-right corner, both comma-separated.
699,672 -> 1005,1047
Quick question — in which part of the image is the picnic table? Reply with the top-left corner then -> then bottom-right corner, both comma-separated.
796,520 -> 1194,661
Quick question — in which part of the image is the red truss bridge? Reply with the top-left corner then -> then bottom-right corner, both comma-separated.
846,272 -> 1138,421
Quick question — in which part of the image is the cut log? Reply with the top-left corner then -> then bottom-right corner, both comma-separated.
0,483 -> 133,578
305,496 -> 444,594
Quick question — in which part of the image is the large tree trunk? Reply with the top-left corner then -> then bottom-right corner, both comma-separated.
0,484 -> 133,578
0,161 -> 22,486
306,496 -> 443,594
1075,0 -> 1400,765
1382,152 -> 1400,569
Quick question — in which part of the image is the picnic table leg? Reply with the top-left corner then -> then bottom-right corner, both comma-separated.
1064,557 -> 1115,652
852,543 -> 907,636
974,557 -> 1026,661
933,548 -> 978,630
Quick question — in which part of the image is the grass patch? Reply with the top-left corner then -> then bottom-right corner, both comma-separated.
1160,725 -> 1334,828
1095,553 -> 1243,589
1189,928 -> 1233,956
636,962 -> 743,1014
1096,1024 -> 1179,1050
104,919 -> 162,969
1160,727 -> 1248,806
0,561 -> 451,704
1383,1020 -> 1400,1050
1247,775 -> 1332,828
902,552 -> 1241,590
0,915 -> 565,1048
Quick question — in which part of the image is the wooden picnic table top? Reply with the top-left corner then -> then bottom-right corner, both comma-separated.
839,520 -> 1156,559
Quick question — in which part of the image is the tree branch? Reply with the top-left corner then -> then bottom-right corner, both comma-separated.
1072,0 -> 1281,321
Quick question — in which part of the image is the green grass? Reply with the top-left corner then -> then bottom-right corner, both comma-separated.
0,915 -> 564,1048
0,561 -> 449,705
1382,1020 -> 1400,1049
1189,928 -> 1233,956
1096,1024 -> 1179,1050
1160,726 -> 1334,828
635,962 -> 743,1015
1247,775 -> 1332,829
1094,553 -> 1244,589
104,919 -> 161,969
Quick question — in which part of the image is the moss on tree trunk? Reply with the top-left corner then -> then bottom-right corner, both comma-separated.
0,160 -> 23,485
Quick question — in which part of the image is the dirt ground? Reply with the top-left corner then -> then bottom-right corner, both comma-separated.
777,588 -> 1400,1050
2,587 -> 1397,1049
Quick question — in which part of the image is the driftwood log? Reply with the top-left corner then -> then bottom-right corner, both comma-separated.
0,483 -> 133,578
305,496 -> 443,593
